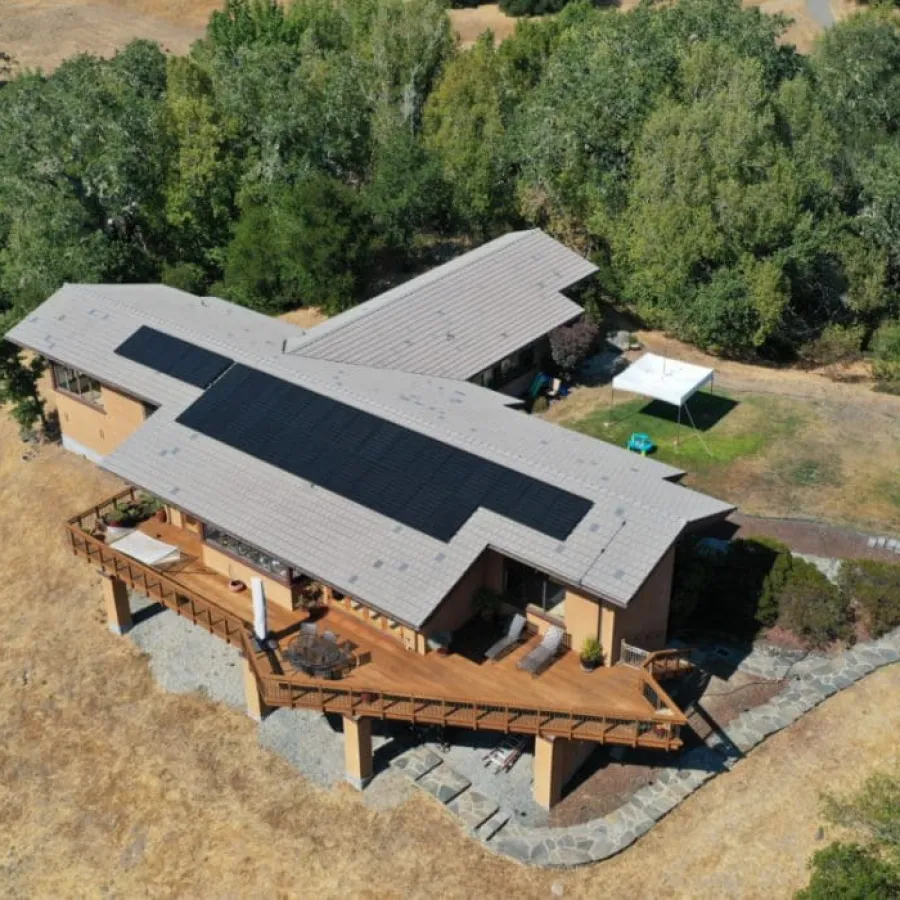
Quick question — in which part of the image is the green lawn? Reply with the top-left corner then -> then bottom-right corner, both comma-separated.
568,390 -> 804,474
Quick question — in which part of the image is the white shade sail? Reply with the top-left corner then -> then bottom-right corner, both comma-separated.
612,353 -> 714,407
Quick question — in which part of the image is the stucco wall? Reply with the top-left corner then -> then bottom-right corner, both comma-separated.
422,550 -> 504,638
563,588 -> 601,655
55,383 -> 147,458
200,543 -> 297,611
607,545 -> 675,662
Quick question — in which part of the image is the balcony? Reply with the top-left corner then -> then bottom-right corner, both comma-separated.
66,488 -> 688,749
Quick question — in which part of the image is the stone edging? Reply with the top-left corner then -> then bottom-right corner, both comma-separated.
391,627 -> 900,868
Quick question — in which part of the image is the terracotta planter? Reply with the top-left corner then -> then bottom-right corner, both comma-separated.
155,508 -> 168,523
228,579 -> 246,593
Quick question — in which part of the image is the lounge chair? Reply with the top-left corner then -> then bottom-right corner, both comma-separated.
300,621 -> 317,637
484,613 -> 527,662
323,630 -> 338,643
517,625 -> 565,676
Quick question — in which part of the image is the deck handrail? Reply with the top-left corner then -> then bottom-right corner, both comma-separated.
66,490 -> 687,742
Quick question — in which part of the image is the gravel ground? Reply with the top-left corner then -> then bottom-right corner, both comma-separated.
128,594 -> 244,710
426,731 -> 547,826
126,596 -> 415,809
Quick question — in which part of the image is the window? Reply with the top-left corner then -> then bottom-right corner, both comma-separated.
52,363 -> 104,409
205,525 -> 293,582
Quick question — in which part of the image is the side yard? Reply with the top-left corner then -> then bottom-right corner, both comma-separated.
545,368 -> 900,535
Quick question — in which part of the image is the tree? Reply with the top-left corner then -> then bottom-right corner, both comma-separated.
424,32 -> 515,234
797,843 -> 900,900
222,175 -> 372,314
0,317 -> 46,434
549,318 -> 599,373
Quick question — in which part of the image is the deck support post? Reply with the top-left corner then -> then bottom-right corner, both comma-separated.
102,574 -> 132,636
242,656 -> 269,722
533,735 -> 565,810
533,734 -> 597,810
343,716 -> 373,790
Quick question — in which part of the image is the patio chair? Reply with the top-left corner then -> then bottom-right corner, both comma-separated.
517,625 -> 565,676
323,630 -> 338,643
300,621 -> 317,637
484,613 -> 527,662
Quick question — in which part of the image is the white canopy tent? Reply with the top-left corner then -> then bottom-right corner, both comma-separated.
611,352 -> 715,450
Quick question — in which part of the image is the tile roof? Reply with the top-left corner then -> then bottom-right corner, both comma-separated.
5,232 -> 734,629
288,230 -> 596,378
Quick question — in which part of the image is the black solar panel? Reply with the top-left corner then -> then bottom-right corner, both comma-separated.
176,365 -> 593,543
115,326 -> 233,389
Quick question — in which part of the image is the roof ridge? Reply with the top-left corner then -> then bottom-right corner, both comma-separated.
288,230 -> 538,352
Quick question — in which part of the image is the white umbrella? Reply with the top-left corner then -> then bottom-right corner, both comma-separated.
251,577 -> 267,644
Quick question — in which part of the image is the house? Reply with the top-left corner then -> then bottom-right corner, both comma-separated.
5,230 -> 733,808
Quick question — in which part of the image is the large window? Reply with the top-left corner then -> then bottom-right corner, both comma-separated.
52,363 -> 104,409
204,524 -> 295,583
504,560 -> 566,616
471,341 -> 542,390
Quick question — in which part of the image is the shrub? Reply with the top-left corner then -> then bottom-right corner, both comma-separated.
796,843 -> 900,900
798,324 -> 865,368
499,0 -> 570,14
549,318 -> 600,374
872,319 -> 900,393
776,557 -> 852,647
839,559 -> 900,638
530,395 -> 550,414
670,536 -> 786,637
580,636 -> 603,664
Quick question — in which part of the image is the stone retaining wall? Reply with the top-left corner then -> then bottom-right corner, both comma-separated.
392,626 -> 900,868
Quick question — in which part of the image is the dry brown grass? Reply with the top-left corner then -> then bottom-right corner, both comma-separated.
547,331 -> 900,532
278,306 -> 329,330
1,405 -> 900,897
449,5 -> 519,47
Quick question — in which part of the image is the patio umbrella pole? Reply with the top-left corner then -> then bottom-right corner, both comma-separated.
252,577 -> 270,650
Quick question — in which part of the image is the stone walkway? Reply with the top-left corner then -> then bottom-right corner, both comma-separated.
391,626 -> 900,868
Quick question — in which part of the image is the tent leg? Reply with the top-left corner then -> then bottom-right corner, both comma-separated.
676,404 -> 681,446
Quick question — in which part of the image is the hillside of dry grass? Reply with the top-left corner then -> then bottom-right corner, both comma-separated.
1,407 -> 899,897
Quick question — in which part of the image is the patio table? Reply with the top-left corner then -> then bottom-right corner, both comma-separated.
285,632 -> 352,678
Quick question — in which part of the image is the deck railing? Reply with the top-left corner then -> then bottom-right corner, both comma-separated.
67,489 -> 688,750
240,636 -> 684,749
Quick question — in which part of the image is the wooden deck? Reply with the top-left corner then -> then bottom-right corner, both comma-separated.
66,489 -> 688,748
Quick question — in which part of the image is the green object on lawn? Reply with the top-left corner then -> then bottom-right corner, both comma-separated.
627,432 -> 656,455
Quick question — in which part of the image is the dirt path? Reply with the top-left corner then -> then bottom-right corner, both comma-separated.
0,410 -> 898,898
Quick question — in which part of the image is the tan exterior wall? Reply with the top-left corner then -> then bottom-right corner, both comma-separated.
607,545 -> 675,663
422,550 -> 504,639
200,543 -> 297,611
55,383 -> 147,457
563,588 -> 601,656
533,735 -> 598,809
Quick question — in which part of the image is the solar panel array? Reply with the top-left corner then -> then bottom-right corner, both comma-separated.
115,326 -> 233,389
176,365 -> 593,543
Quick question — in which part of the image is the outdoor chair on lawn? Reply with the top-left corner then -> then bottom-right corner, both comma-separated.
517,625 -> 565,676
484,613 -> 527,662
300,621 -> 318,637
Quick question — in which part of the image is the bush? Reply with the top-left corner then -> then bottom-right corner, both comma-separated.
580,636 -> 603,664
776,557 -> 853,647
549,318 -> 600,374
796,843 -> 900,900
840,559 -> 900,638
499,0 -> 570,15
530,395 -> 550,414
872,319 -> 900,392
671,536 -> 787,637
798,324 -> 865,368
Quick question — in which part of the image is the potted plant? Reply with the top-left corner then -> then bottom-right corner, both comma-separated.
103,504 -> 134,528
580,637 -> 603,672
228,579 -> 247,593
